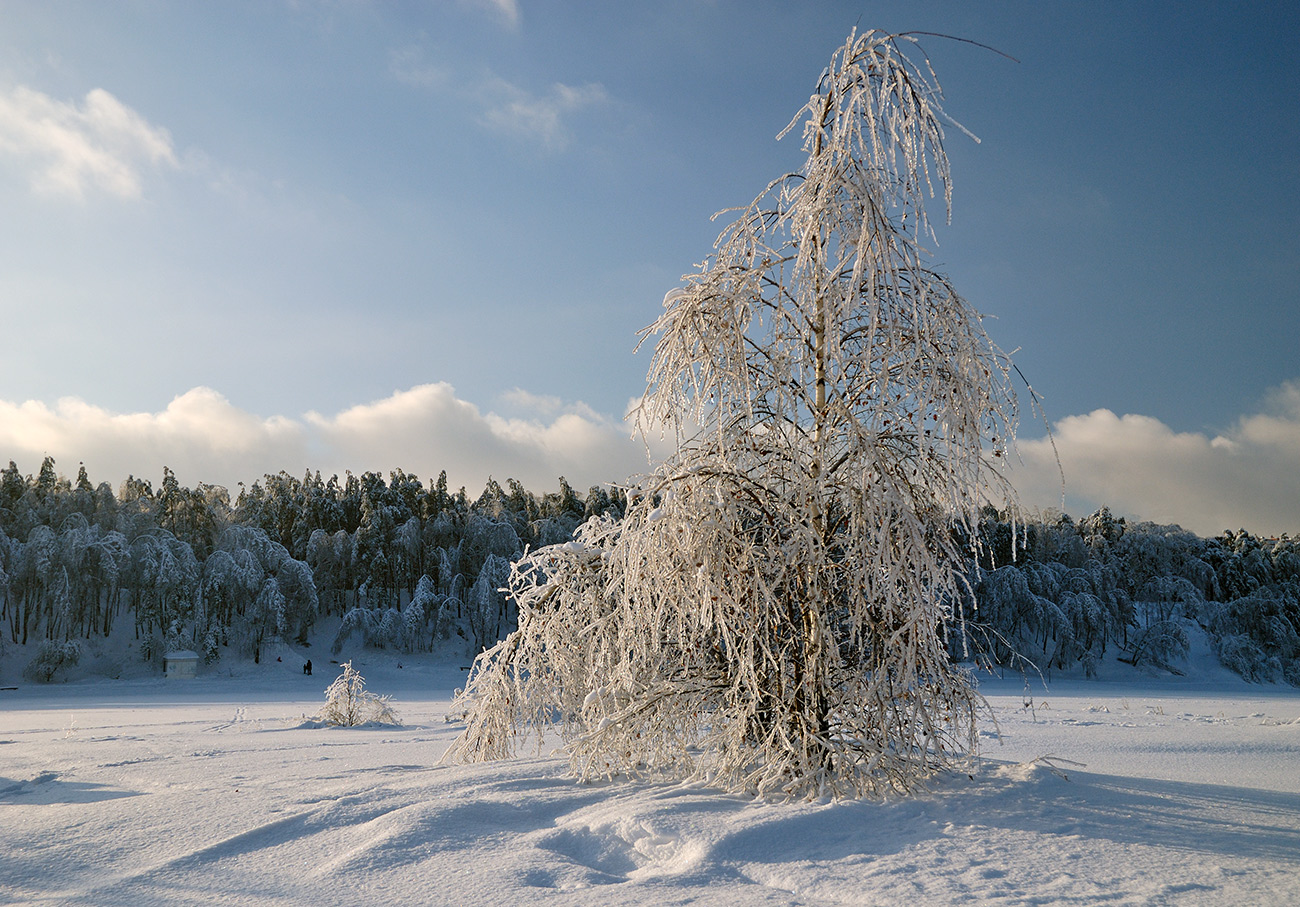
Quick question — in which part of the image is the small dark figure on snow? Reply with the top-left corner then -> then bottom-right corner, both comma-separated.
304,659 -> 312,676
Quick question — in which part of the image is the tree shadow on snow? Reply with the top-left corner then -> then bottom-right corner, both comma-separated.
712,761 -> 1300,868
0,772 -> 142,805
977,763 -> 1300,864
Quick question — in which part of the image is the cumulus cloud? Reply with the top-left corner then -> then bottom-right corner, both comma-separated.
0,388 -> 308,491
0,85 -> 177,199
0,384 -> 649,497
307,383 -> 646,492
497,387 -> 564,418
1008,380 -> 1300,537
9,380 -> 1297,536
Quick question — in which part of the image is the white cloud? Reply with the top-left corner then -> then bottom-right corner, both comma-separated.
11,380 -> 1296,537
0,384 -> 649,497
1008,380 -> 1300,536
307,383 -> 645,492
0,388 -> 307,490
388,45 -> 449,88
0,85 -> 177,199
498,387 -> 563,417
458,0 -> 519,28
478,78 -> 608,150
389,37 -> 609,152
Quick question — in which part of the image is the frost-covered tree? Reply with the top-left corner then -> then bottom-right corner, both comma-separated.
448,30 -> 1019,797
23,638 -> 81,682
466,553 -> 512,652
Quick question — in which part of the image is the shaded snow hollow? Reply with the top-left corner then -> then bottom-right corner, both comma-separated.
1,638 -> 1299,906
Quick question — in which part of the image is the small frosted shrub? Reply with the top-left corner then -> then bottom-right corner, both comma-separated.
321,661 -> 399,726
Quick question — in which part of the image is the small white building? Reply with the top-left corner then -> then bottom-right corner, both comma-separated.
164,650 -> 200,679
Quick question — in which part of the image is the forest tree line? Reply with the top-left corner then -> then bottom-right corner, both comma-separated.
0,457 -> 623,679
960,506 -> 1300,684
1,457 -> 1298,685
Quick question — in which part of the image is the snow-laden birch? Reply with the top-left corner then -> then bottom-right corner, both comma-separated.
447,30 -> 1019,797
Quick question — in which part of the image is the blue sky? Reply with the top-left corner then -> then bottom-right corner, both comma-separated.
1,1 -> 1297,535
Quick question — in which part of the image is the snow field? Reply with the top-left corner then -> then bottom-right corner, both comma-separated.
1,661 -> 1299,906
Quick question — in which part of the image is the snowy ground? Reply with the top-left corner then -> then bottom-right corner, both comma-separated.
3,638 -> 1300,906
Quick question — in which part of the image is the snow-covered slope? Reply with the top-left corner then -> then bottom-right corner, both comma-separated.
2,641 -> 1298,906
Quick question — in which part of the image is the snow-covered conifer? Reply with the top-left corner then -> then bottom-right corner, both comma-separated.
466,554 -> 511,651
378,607 -> 404,650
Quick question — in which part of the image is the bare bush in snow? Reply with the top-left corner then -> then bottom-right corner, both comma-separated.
321,661 -> 399,727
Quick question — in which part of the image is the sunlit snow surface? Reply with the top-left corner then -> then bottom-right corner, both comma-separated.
2,645 -> 1299,906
